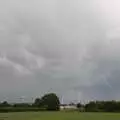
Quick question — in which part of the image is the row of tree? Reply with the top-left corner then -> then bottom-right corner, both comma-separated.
0,93 -> 60,111
77,101 -> 120,112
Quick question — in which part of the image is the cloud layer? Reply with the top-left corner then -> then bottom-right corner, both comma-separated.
0,0 -> 120,103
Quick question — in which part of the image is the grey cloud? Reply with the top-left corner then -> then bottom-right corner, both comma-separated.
0,0 -> 120,103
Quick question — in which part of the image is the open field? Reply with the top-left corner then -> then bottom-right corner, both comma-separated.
0,112 -> 120,120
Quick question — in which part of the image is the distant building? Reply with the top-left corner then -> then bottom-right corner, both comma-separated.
60,104 -> 77,110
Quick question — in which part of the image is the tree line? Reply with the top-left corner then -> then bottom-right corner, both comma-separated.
77,100 -> 120,112
1,93 -> 120,112
0,93 -> 60,112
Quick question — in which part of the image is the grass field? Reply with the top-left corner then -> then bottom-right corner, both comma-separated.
0,112 -> 120,120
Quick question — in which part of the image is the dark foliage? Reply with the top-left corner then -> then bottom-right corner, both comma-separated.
34,93 -> 60,111
85,101 -> 120,112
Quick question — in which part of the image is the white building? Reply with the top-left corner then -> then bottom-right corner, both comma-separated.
60,104 -> 77,110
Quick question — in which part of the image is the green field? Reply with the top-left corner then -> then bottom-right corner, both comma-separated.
0,112 -> 120,120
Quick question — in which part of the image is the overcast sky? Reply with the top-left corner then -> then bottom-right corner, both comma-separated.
0,0 -> 120,103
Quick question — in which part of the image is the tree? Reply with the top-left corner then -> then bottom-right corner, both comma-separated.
40,93 -> 60,111
77,103 -> 82,108
85,101 -> 98,112
77,102 -> 85,112
0,101 -> 10,107
34,98 -> 42,107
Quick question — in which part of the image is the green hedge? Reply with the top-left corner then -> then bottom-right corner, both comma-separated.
0,107 -> 46,113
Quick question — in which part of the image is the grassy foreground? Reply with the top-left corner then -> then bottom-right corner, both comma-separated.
0,112 -> 120,120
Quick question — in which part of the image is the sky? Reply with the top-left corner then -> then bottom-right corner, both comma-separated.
0,0 -> 120,103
